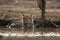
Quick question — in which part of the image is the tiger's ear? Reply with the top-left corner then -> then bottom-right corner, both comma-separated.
31,15 -> 32,16
22,14 -> 24,16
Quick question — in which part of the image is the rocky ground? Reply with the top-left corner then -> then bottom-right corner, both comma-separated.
0,0 -> 60,21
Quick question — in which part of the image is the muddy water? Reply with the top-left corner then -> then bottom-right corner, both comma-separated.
0,26 -> 60,33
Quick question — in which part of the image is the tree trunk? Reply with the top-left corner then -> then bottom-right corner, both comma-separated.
37,0 -> 46,27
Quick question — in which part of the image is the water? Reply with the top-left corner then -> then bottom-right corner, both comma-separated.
0,26 -> 60,36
